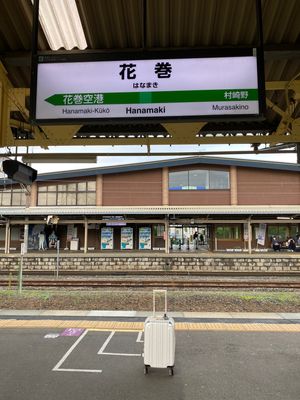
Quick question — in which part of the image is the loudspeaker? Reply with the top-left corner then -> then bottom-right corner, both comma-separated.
2,160 -> 37,185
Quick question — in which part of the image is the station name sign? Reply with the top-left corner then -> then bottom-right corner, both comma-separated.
31,50 -> 264,124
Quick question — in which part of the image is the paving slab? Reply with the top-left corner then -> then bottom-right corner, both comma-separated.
0,328 -> 299,400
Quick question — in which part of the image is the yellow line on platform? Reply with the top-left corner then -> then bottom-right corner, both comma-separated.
0,320 -> 299,332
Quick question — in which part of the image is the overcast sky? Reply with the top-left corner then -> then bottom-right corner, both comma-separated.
0,143 -> 297,175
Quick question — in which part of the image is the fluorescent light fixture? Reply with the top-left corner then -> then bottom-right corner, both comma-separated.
276,216 -> 293,220
32,0 -> 87,50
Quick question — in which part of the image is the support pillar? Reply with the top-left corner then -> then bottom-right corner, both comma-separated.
230,166 -> 238,205
84,217 -> 88,253
165,218 -> 170,254
23,218 -> 29,254
162,167 -> 169,205
30,182 -> 38,207
96,174 -> 103,206
248,218 -> 252,254
5,221 -> 10,254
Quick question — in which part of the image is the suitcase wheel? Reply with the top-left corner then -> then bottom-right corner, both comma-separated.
144,365 -> 149,375
168,367 -> 174,376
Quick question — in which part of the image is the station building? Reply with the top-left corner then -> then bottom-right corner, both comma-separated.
0,156 -> 300,255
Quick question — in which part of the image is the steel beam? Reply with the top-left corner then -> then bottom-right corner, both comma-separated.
1,65 -> 300,148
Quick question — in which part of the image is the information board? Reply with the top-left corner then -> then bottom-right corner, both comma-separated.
31,50 -> 263,123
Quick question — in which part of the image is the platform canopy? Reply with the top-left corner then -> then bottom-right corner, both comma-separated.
0,0 -> 299,155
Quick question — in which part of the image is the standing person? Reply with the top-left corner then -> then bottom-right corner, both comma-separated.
193,231 -> 198,249
38,231 -> 45,250
199,233 -> 204,245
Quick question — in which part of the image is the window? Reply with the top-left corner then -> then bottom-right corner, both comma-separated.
169,171 -> 189,190
189,170 -> 209,189
153,225 -> 165,237
210,170 -> 229,189
0,188 -> 27,206
37,180 -> 96,206
216,225 -> 241,239
267,225 -> 297,241
169,169 -> 229,190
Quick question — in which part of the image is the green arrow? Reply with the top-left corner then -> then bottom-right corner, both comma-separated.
45,94 -> 63,105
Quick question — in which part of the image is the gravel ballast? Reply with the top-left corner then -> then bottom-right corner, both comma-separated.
0,290 -> 299,313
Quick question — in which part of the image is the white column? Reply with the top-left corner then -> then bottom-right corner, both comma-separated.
23,218 -> 29,254
84,218 -> 88,253
5,221 -> 10,254
165,219 -> 170,254
248,218 -> 252,254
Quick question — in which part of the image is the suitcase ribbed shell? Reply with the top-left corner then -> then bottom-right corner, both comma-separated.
144,317 -> 175,368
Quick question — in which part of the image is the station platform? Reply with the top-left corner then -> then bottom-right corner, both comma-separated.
0,310 -> 299,332
1,310 -> 299,400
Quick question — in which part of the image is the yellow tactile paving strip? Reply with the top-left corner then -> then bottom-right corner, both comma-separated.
0,319 -> 299,332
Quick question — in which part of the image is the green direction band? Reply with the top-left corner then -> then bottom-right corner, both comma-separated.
45,89 -> 258,106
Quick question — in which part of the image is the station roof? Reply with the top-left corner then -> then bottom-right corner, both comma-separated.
0,205 -> 300,223
34,156 -> 300,181
1,0 -> 299,88
0,0 -> 299,148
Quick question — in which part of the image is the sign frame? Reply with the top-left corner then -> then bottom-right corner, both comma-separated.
30,48 -> 265,125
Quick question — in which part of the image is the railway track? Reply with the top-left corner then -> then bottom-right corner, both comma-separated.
1,279 -> 300,289
1,270 -> 300,277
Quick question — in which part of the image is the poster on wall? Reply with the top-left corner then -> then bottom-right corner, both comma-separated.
28,224 -> 45,250
121,227 -> 133,250
101,227 -> 114,250
139,227 -> 151,250
257,223 -> 267,246
67,224 -> 76,241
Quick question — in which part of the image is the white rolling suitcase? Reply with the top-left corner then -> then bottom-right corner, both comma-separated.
143,290 -> 175,375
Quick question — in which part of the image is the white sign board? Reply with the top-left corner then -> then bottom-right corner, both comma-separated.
34,54 -> 260,122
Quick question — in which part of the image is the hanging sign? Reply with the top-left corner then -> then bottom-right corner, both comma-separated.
257,223 -> 267,246
31,50 -> 263,124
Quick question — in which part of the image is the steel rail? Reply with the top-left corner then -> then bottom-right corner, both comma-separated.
1,279 -> 300,289
1,271 -> 300,277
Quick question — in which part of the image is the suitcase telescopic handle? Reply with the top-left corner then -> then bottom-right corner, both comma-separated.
153,289 -> 167,317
